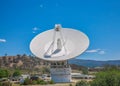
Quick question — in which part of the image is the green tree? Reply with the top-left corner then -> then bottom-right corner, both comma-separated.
49,80 -> 54,84
4,53 -> 7,56
76,80 -> 89,86
13,70 -> 21,77
22,54 -> 27,57
82,67 -> 88,74
23,78 -> 30,85
41,67 -> 50,74
91,69 -> 120,86
4,69 -> 10,77
0,69 -> 10,78
103,64 -> 119,71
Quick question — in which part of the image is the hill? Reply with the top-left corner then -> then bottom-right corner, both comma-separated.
0,54 -> 47,69
69,59 -> 120,67
0,55 -> 120,68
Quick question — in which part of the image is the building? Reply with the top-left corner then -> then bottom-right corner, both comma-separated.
71,73 -> 95,79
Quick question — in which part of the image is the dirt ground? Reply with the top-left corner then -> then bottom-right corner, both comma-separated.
14,79 -> 92,86
20,83 -> 75,86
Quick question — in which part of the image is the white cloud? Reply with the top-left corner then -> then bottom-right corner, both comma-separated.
86,49 -> 100,53
0,39 -> 6,43
32,31 -> 36,34
98,51 -> 105,55
40,4 -> 43,8
86,49 -> 105,55
33,27 -> 39,31
32,27 -> 39,33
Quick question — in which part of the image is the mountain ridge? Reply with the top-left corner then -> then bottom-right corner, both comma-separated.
69,59 -> 120,67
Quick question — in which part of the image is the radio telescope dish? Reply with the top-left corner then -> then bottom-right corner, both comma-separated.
30,24 -> 89,61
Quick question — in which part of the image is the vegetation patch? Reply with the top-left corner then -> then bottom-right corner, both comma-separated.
22,78 -> 54,85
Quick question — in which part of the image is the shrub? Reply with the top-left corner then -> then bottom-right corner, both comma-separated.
0,82 -> 2,86
13,70 -> 21,77
0,82 -> 12,86
0,69 -> 10,78
32,80 -> 37,85
69,83 -> 73,86
49,80 -> 54,84
37,79 -> 43,84
39,80 -> 47,85
36,79 -> 47,85
76,80 -> 89,86
90,69 -> 120,86
23,78 -> 30,85
22,77 -> 55,85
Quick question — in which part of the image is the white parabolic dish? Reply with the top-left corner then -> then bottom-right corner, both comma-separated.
30,27 -> 89,61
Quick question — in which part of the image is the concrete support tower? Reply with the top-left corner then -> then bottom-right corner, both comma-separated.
50,61 -> 71,82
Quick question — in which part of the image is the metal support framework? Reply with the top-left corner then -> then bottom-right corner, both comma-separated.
44,24 -> 67,58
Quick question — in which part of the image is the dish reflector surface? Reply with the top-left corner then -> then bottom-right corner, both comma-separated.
30,26 -> 89,61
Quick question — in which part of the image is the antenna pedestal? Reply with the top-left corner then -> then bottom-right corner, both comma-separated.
50,61 -> 71,83
30,24 -> 89,83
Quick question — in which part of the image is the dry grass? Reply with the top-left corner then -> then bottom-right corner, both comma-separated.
13,79 -> 92,86
21,83 -> 75,86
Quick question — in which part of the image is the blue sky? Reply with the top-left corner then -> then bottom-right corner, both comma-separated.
0,0 -> 120,61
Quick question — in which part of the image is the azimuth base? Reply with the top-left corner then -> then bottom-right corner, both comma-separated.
50,60 -> 71,83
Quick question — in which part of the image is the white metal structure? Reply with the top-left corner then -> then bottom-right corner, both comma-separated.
30,24 -> 89,83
